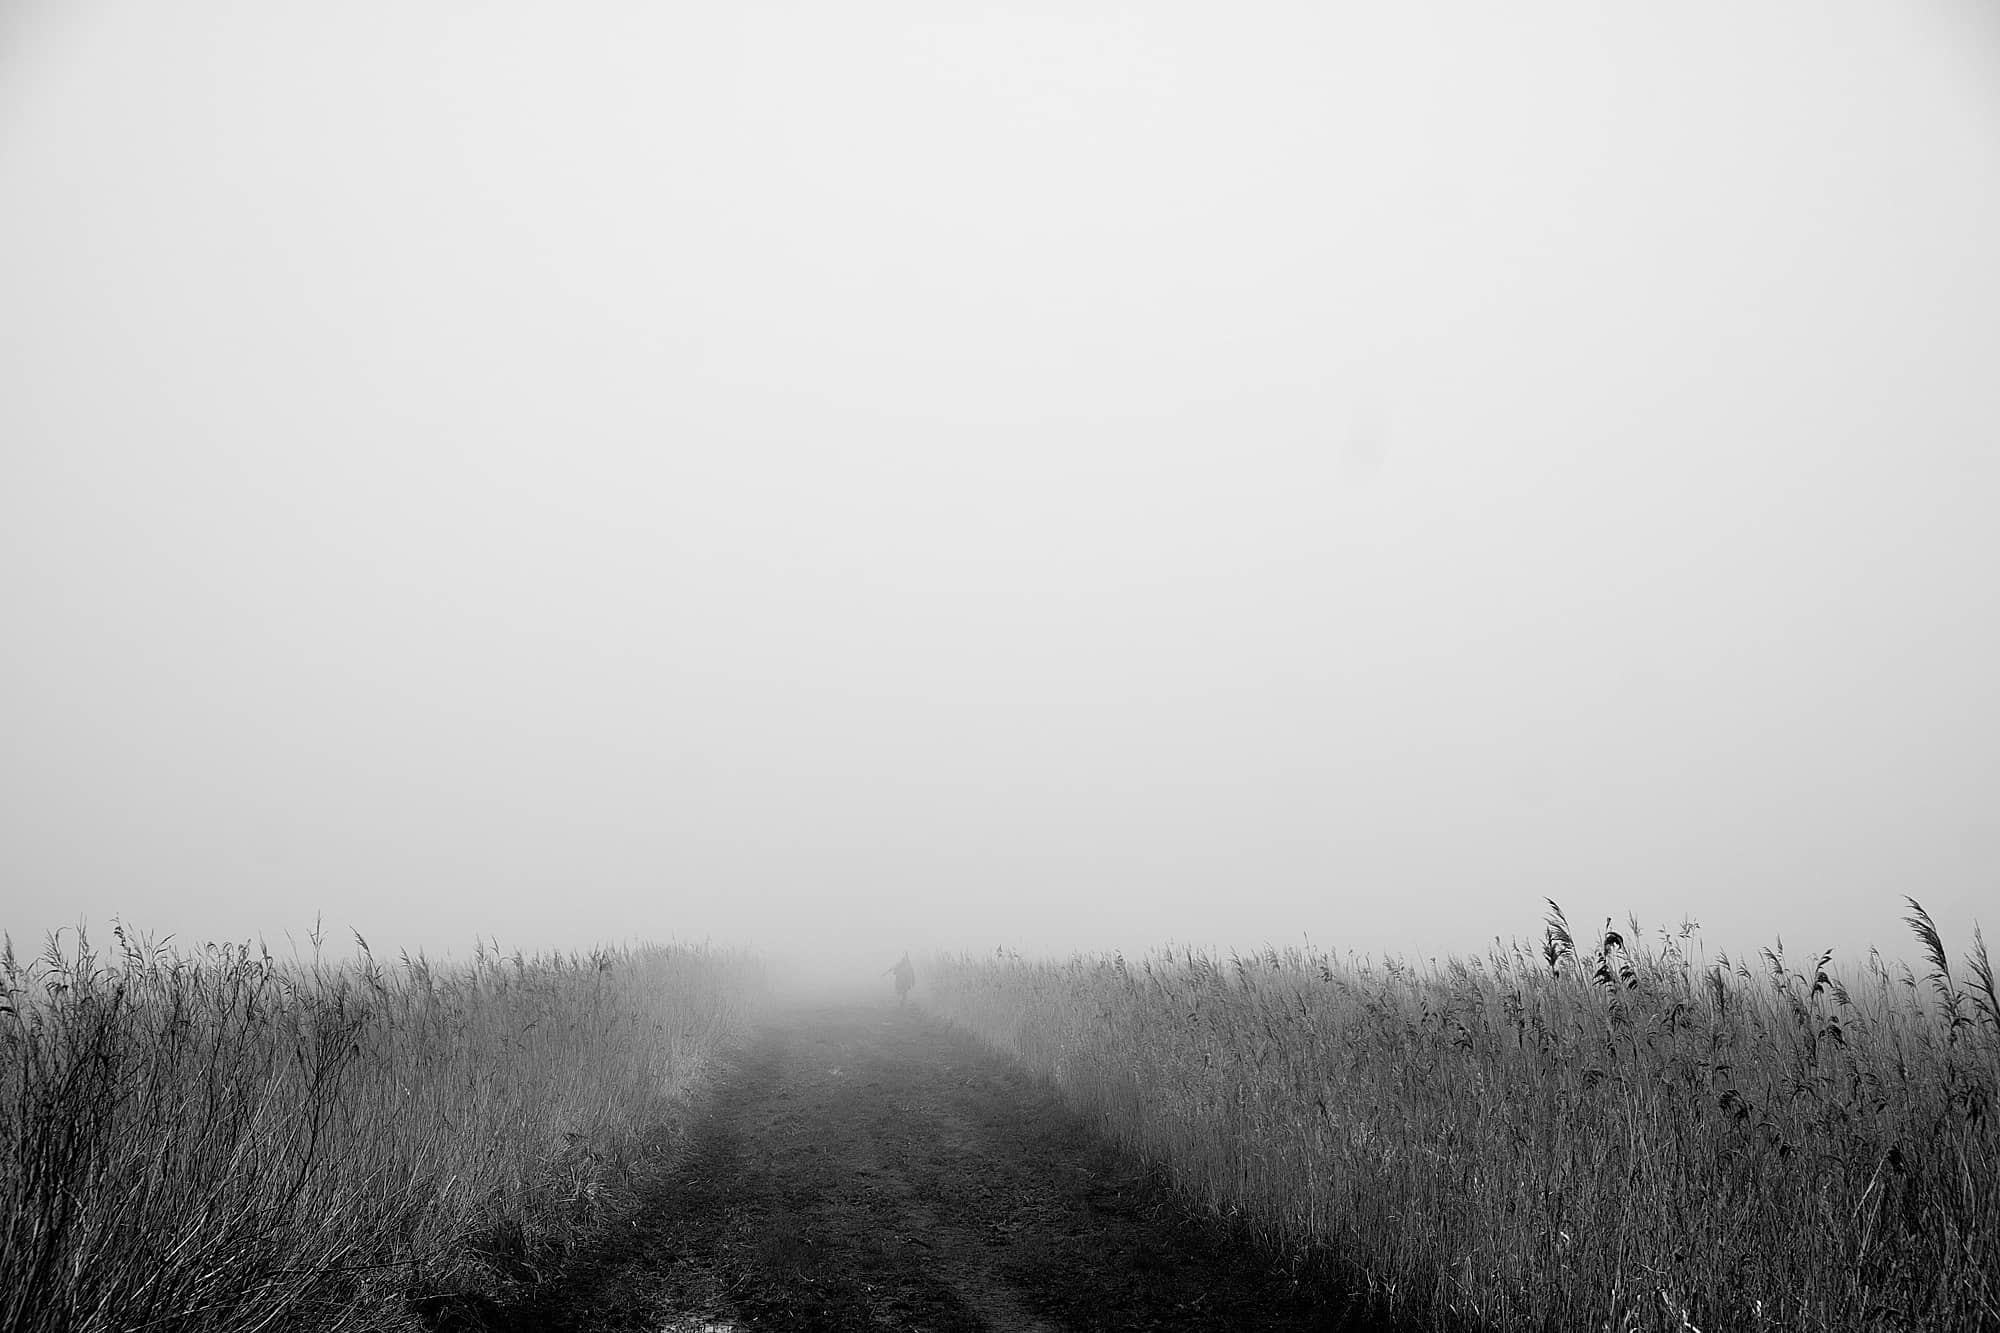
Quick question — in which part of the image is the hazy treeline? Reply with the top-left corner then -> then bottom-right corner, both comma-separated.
920,903 -> 1999,1332
0,926 -> 766,1333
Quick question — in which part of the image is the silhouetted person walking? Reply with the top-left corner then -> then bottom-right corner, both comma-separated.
885,953 -> 915,1007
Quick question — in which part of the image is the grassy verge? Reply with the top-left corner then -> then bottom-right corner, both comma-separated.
920,901 -> 1999,1332
0,924 -> 765,1332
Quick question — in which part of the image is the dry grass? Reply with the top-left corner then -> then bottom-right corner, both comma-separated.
920,901 -> 1999,1332
0,923 -> 765,1333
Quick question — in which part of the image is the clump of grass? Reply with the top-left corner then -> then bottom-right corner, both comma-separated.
0,923 -> 765,1332
921,901 -> 1999,1332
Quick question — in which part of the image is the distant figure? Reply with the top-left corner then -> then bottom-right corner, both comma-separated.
884,953 -> 915,1007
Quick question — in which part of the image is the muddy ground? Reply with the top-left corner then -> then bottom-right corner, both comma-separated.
500,1001 -> 1369,1332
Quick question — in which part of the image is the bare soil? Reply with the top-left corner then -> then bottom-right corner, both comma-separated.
495,1000 -> 1372,1332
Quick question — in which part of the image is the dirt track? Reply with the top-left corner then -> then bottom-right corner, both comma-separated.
513,1000 -> 1358,1332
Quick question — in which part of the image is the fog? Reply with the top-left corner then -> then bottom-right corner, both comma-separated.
3,1 -> 1996,976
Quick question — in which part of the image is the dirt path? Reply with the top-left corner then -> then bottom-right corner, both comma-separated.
511,1001 -> 1360,1332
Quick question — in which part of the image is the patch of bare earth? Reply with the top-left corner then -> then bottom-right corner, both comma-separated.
494,1003 -> 1371,1331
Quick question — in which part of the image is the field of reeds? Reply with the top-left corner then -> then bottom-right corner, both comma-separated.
0,924 -> 765,1333
921,902 -> 2000,1332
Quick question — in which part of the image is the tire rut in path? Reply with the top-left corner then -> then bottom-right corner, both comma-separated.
514,1002 -> 1355,1332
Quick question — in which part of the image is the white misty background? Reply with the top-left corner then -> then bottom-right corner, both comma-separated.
1,1 -> 1996,968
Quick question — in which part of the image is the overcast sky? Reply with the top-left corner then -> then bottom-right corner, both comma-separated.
3,0 -> 1996,972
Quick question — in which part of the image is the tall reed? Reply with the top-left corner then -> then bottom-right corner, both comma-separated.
921,902 -> 1999,1332
0,924 -> 765,1332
